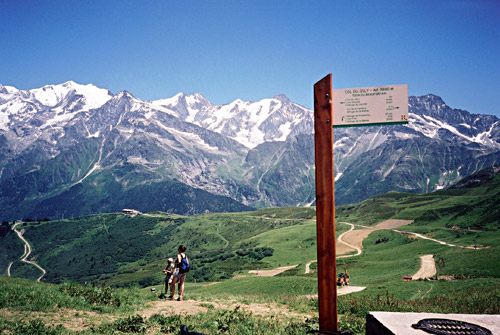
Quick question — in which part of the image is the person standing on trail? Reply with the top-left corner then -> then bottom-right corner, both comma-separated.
344,269 -> 350,285
170,245 -> 190,301
162,258 -> 175,298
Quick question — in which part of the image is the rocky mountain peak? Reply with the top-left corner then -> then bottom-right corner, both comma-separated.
409,94 -> 470,122
0,84 -> 8,95
115,90 -> 135,99
272,94 -> 290,102
0,81 -> 499,219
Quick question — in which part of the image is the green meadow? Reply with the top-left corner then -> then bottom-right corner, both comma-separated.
1,170 -> 499,334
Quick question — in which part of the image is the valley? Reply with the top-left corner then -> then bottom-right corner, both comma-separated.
6,215 -> 446,293
1,167 -> 499,334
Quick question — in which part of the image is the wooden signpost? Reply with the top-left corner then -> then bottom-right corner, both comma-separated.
313,74 -> 408,334
314,74 -> 338,332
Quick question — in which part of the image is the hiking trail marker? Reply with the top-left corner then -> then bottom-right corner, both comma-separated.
314,74 -> 408,334
332,84 -> 408,127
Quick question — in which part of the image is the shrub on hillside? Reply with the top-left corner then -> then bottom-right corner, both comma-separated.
138,276 -> 157,288
0,220 -> 10,237
236,247 -> 274,260
15,319 -> 63,335
114,315 -> 146,333
60,282 -> 120,307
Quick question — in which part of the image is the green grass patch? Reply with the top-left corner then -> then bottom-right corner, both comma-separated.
189,276 -> 317,299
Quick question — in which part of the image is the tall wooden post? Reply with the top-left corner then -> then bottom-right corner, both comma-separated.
314,73 -> 338,332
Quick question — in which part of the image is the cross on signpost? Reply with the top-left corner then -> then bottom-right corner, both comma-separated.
313,74 -> 408,334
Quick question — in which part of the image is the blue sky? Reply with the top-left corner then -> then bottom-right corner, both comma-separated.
1,0 -> 499,117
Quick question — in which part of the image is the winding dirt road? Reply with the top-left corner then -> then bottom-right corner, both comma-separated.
305,220 -> 415,274
303,220 -> 443,279
336,222 -> 369,258
337,220 -> 440,279
9,222 -> 46,282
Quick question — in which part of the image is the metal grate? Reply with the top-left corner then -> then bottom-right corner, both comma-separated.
412,318 -> 492,335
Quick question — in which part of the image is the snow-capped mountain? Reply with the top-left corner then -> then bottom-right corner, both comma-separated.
0,81 -> 112,122
0,81 -> 113,155
409,95 -> 500,149
151,93 -> 313,149
0,81 -> 499,220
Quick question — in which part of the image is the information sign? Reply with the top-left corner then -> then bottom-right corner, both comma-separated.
332,84 -> 408,127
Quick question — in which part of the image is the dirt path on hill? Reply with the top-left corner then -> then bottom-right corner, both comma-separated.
305,260 -> 316,274
337,220 -> 414,258
306,219 -> 415,266
373,219 -> 415,229
138,298 -> 310,320
140,218 -> 456,320
394,230 -> 459,247
301,286 -> 367,300
393,229 -> 485,250
248,264 -> 298,276
7,262 -> 13,277
10,222 -> 46,282
249,219 -> 466,283
337,223 -> 371,258
412,254 -> 437,280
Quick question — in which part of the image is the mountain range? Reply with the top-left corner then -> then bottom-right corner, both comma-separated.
0,81 -> 499,219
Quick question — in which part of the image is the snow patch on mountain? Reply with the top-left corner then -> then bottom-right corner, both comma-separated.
152,123 -> 222,154
152,93 -> 312,149
472,122 -> 500,148
30,81 -> 113,109
0,81 -> 113,132
151,93 -> 210,123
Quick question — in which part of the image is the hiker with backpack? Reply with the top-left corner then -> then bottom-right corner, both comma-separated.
169,244 -> 190,301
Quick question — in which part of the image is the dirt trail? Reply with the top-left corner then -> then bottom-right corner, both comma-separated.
138,299 -> 309,320
310,219 -> 414,264
373,219 -> 415,229
335,220 -> 443,280
303,220 -> 414,274
7,262 -> 13,277
249,219 -> 455,283
10,222 -> 46,281
336,220 -> 414,258
140,219 -> 452,319
304,260 -> 316,274
248,264 -> 298,277
412,255 -> 437,280
301,286 -> 367,300
337,223 -> 371,258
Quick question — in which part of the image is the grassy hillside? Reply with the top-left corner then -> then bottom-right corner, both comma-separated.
1,221 -> 499,335
2,168 -> 499,288
336,167 -> 500,230
3,207 -> 317,287
1,167 -> 499,334
0,221 -> 24,276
